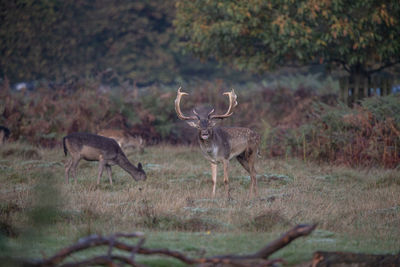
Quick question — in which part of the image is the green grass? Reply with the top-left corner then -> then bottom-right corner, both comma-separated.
0,143 -> 399,266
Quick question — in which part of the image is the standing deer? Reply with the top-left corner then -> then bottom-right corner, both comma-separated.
97,129 -> 145,153
63,132 -> 146,185
175,87 -> 260,198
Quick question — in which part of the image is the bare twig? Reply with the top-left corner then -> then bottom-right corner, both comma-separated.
195,224 -> 317,265
31,232 -> 145,266
26,224 -> 317,267
130,237 -> 146,262
253,224 -> 317,259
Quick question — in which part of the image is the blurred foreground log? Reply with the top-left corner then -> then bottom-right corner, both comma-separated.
23,224 -> 317,267
312,251 -> 400,267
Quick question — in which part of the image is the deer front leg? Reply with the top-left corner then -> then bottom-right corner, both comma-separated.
223,160 -> 231,199
211,163 -> 217,197
249,169 -> 258,198
248,153 -> 258,198
97,155 -> 105,185
105,164 -> 113,185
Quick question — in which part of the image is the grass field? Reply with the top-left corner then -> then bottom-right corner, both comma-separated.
0,142 -> 399,266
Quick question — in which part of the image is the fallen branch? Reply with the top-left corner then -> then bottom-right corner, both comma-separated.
312,251 -> 400,267
25,224 -> 317,267
253,224 -> 317,259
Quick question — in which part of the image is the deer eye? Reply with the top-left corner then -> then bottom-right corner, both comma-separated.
208,120 -> 217,127
186,121 -> 199,128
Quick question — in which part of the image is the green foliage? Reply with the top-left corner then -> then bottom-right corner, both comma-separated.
0,1 -> 171,84
361,95 -> 400,124
140,90 -> 177,140
175,0 -> 400,76
0,0 -> 251,85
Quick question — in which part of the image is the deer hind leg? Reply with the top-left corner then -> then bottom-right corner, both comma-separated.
70,156 -> 81,184
105,164 -> 113,185
211,163 -> 217,197
65,158 -> 73,183
222,160 -> 231,199
236,149 -> 258,198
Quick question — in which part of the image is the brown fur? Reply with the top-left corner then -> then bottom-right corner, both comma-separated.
97,129 -> 145,153
63,132 -> 146,185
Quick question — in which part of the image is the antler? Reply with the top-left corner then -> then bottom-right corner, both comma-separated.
175,87 -> 198,121
209,89 -> 238,119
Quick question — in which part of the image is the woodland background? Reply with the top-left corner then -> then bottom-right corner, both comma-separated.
0,1 -> 400,265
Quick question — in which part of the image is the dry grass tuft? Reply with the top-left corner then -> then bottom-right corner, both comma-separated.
0,143 -> 399,261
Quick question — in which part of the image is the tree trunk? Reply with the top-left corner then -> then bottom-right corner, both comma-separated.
339,73 -> 367,107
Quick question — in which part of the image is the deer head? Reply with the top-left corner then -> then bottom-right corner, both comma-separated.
175,87 -> 238,140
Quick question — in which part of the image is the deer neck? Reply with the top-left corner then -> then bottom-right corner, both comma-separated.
198,127 -> 229,163
116,153 -> 141,180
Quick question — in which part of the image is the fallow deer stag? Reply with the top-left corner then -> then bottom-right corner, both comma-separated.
175,87 -> 260,198
63,132 -> 146,185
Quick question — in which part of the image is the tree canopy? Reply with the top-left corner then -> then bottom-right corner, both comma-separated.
174,0 -> 400,77
1,0 -> 255,86
2,0 -> 399,86
0,0 -> 183,84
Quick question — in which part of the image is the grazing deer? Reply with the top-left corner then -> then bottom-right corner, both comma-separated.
97,129 -> 145,153
175,87 -> 260,198
63,132 -> 146,185
0,126 -> 10,145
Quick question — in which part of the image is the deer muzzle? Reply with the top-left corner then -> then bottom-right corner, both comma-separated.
200,130 -> 210,140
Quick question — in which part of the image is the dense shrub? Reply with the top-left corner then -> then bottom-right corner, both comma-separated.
1,78 -> 398,168
0,82 -> 173,146
264,95 -> 400,168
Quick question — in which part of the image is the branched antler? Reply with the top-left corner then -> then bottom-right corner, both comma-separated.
25,224 -> 317,267
209,89 -> 238,120
175,87 -> 238,121
175,87 -> 198,121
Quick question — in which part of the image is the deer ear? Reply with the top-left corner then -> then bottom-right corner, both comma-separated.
138,162 -> 143,170
186,121 -> 199,128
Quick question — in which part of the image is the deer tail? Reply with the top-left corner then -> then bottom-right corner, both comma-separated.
63,137 -> 68,156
